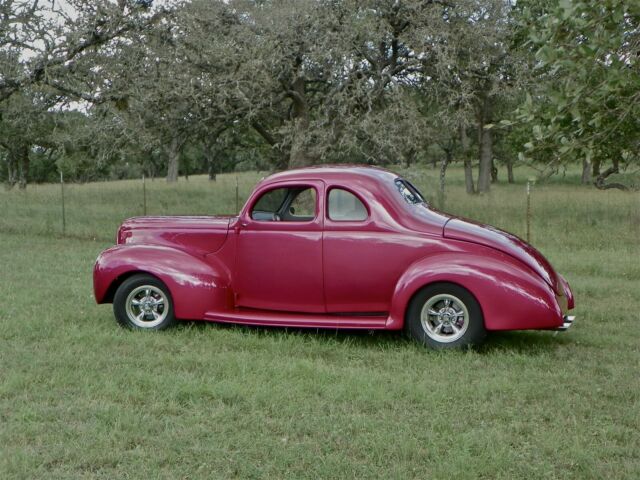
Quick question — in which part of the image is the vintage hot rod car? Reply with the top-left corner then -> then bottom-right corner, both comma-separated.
94,166 -> 575,348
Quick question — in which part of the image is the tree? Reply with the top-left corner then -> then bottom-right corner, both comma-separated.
1,1 -> 170,102
1,0 -> 175,187
517,0 -> 639,190
176,1 -> 450,170
429,0 -> 523,193
10,0 -> 621,191
0,88 -> 57,189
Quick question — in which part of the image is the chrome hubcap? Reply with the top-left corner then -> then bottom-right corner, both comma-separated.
420,294 -> 469,343
125,285 -> 169,328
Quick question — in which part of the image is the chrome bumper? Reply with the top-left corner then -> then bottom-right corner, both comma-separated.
555,315 -> 575,332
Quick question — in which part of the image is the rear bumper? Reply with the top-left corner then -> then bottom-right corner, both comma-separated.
555,315 -> 575,331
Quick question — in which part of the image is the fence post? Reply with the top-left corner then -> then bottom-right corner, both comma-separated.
60,171 -> 66,236
235,175 -> 239,214
142,174 -> 147,216
526,179 -> 532,243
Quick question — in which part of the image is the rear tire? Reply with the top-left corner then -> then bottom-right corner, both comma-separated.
113,274 -> 176,330
405,282 -> 486,349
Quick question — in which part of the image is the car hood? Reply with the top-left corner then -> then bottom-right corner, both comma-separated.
443,217 -> 559,293
117,216 -> 233,255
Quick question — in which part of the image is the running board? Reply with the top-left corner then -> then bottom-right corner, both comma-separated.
204,309 -> 389,329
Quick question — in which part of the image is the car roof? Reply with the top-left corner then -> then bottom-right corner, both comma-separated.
262,164 -> 399,185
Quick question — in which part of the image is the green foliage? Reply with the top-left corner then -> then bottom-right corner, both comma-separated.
1,0 -> 638,189
516,0 -> 640,179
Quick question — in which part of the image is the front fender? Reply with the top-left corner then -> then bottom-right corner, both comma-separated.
93,245 -> 232,320
387,250 -> 563,331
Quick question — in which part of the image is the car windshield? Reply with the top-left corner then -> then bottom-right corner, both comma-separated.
395,179 -> 426,205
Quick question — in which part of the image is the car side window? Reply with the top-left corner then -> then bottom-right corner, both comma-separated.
251,186 -> 316,222
288,188 -> 316,219
327,188 -> 368,221
253,187 -> 288,216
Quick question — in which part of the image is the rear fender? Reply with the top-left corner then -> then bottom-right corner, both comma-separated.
94,245 -> 232,320
387,251 -> 562,331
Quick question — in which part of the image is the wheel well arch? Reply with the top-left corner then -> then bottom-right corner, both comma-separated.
101,270 -> 161,304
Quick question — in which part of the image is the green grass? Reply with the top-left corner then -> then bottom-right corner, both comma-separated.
1,166 -> 639,478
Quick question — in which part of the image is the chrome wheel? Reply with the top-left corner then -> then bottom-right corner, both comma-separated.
420,293 -> 469,343
125,285 -> 169,328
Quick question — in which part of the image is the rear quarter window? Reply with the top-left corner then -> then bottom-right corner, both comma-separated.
395,179 -> 425,205
327,188 -> 368,221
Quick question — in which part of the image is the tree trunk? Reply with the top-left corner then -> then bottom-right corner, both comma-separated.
459,123 -> 475,194
594,158 -> 628,191
477,127 -> 493,193
477,92 -> 493,193
5,144 -> 29,189
288,76 -> 313,168
289,123 -> 314,168
477,123 -> 493,193
5,150 -> 18,189
208,164 -> 217,181
592,158 -> 601,178
507,159 -> 515,183
438,148 -> 452,209
581,159 -> 592,184
490,158 -> 498,183
205,140 -> 219,181
403,147 -> 416,169
166,135 -> 181,183
17,144 -> 29,189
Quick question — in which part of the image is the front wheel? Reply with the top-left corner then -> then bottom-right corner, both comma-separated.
113,274 -> 176,330
405,283 -> 486,349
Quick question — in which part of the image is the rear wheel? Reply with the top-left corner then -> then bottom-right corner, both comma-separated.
405,283 -> 486,349
113,274 -> 176,330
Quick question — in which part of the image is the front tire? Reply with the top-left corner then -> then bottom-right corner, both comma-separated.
405,283 -> 486,349
113,274 -> 176,330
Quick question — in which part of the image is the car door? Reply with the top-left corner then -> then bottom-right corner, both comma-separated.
234,181 -> 325,313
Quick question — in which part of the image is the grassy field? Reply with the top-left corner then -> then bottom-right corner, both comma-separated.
0,166 -> 639,479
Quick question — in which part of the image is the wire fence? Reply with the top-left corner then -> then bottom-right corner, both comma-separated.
1,171 -> 637,254
0,173 -> 259,242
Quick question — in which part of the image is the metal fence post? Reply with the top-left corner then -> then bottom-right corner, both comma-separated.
142,174 -> 147,216
60,171 -> 66,236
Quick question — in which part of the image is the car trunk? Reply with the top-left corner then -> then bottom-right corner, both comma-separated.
443,217 -> 560,293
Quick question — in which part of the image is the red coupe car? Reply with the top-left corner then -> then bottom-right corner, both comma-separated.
93,166 -> 575,348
